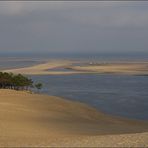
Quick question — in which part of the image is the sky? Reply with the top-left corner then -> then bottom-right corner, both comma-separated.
0,1 -> 148,57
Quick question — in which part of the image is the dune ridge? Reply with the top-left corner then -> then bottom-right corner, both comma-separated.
0,89 -> 148,146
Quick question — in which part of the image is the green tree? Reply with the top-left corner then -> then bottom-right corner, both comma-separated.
35,83 -> 43,93
0,72 -> 33,91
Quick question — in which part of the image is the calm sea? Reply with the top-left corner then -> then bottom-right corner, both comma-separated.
0,56 -> 148,120
0,58 -> 44,70
31,74 -> 148,120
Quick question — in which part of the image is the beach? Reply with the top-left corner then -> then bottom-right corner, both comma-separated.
0,89 -> 148,147
1,1 -> 148,146
3,60 -> 148,75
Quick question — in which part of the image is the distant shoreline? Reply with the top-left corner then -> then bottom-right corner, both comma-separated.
2,59 -> 148,75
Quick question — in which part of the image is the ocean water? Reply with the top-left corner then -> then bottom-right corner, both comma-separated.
31,74 -> 148,120
0,58 -> 44,70
0,56 -> 148,120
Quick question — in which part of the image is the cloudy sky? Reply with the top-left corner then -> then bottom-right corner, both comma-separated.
0,1 -> 148,56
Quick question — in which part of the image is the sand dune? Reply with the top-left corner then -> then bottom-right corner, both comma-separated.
0,89 -> 148,146
3,60 -> 148,75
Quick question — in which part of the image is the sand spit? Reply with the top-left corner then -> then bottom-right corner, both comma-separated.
3,59 -> 90,75
3,60 -> 148,75
0,89 -> 148,147
69,62 -> 148,75
3,60 -> 75,75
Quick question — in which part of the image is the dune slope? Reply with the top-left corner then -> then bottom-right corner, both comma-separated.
0,89 -> 148,146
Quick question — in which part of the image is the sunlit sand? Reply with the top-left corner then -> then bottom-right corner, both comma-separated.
3,60 -> 148,75
0,89 -> 148,146
68,61 -> 148,75
3,60 -> 84,75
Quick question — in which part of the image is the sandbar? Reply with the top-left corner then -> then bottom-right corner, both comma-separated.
3,60 -> 148,75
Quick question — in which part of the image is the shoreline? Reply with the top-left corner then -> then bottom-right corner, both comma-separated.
0,89 -> 148,146
2,59 -> 148,75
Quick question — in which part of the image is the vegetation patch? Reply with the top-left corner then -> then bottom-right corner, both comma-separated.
0,72 -> 42,91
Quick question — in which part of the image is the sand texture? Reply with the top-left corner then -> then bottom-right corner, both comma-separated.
3,60 -> 148,75
0,89 -> 148,147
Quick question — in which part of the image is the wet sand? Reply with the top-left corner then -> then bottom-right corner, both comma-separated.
0,89 -> 148,147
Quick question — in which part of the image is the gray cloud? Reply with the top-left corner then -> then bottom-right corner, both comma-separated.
0,1 -> 148,55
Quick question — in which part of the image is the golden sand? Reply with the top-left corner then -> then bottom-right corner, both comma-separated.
69,62 -> 148,75
0,89 -> 148,147
3,60 -> 148,75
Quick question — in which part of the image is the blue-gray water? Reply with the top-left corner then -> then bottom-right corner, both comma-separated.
0,56 -> 148,120
0,58 -> 44,70
31,74 -> 148,120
